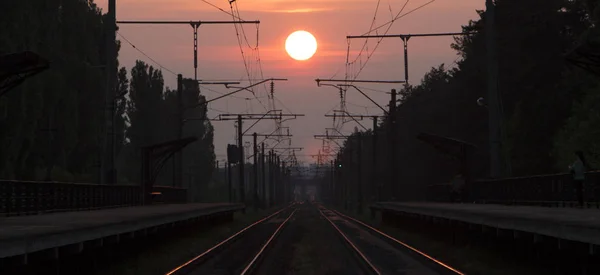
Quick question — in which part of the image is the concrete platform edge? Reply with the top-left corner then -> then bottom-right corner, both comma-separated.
371,203 -> 600,246
0,204 -> 245,259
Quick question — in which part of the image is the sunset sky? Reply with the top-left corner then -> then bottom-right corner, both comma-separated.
96,0 -> 484,165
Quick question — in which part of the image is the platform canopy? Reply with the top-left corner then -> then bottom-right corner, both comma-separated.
565,33 -> 600,77
141,136 -> 198,204
0,51 -> 49,97
416,132 -> 477,161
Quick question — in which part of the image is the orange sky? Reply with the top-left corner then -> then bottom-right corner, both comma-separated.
96,0 -> 484,165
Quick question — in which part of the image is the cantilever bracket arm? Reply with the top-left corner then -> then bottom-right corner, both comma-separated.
141,137 -> 198,204
338,84 -> 388,115
0,51 -> 49,97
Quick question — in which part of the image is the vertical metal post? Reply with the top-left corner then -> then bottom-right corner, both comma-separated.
372,117 -> 379,202
357,134 -> 363,214
191,23 -> 199,81
237,115 -> 245,203
227,161 -> 232,203
389,89 -> 397,200
330,160 -> 334,204
402,36 -> 410,86
253,133 -> 258,210
275,156 -> 280,205
261,143 -> 266,208
269,150 -> 274,207
102,0 -> 117,185
176,74 -> 183,188
281,161 -> 286,204
486,0 -> 501,178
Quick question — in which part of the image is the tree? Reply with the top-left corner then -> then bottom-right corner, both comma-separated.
0,0 -> 114,181
333,0 -> 600,205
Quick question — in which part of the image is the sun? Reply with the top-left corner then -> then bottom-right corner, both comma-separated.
285,30 -> 317,61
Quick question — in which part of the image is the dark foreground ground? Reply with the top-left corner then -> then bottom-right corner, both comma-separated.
254,202 -> 368,275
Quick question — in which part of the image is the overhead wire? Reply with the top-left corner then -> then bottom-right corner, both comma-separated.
199,85 -> 253,100
361,0 -> 436,37
200,0 -> 242,19
116,31 -> 178,77
230,1 -> 288,144
339,0 -> 438,82
331,0 -> 436,136
347,0 -> 411,81
229,1 -> 269,112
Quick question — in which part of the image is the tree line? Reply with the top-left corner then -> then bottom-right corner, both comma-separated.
331,0 -> 600,202
0,0 -> 215,201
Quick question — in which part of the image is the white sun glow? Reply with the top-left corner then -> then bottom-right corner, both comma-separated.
285,30 -> 317,61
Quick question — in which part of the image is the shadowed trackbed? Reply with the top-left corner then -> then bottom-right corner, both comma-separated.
183,207 -> 296,275
252,202 -> 370,275
320,207 -> 445,275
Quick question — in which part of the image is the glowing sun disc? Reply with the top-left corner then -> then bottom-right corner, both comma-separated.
285,30 -> 317,61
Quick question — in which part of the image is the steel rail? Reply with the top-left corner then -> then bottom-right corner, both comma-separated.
165,203 -> 295,275
318,208 -> 382,275
240,209 -> 298,275
331,208 -> 465,275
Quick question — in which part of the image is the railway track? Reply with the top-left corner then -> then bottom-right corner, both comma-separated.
250,202 -> 386,275
318,204 -> 464,275
166,202 -> 461,275
165,204 -> 297,275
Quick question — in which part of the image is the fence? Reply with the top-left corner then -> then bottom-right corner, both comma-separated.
426,172 -> 600,208
0,180 -> 187,216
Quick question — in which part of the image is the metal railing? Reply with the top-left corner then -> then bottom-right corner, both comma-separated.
0,180 -> 187,216
426,172 -> 600,208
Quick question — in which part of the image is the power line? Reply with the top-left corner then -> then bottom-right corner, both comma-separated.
347,0 -> 411,81
274,96 -> 294,114
229,2 -> 269,112
200,0 -> 242,19
343,0 -> 438,82
116,31 -> 178,76
199,84 -> 252,100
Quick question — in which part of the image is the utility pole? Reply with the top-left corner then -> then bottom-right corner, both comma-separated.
486,0 -> 502,178
275,154 -> 280,205
336,156 -> 343,207
116,20 -> 260,81
216,111 -> 303,205
372,116 -> 379,201
261,143 -> 266,208
281,161 -> 286,204
175,74 -> 183,187
330,160 -> 335,204
281,160 -> 286,205
345,32 -> 475,87
237,115 -> 245,204
253,132 -> 259,210
356,133 -> 363,214
102,0 -> 117,185
268,150 -> 273,207
227,161 -> 232,202
389,89 -> 397,200
315,134 -> 354,208
320,114 -> 381,203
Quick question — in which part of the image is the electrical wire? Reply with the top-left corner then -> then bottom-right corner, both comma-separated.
229,2 -> 269,112
117,31 -> 178,77
354,85 -> 389,94
200,0 -> 242,19
199,85 -> 252,100
274,96 -> 294,114
347,0 -> 411,81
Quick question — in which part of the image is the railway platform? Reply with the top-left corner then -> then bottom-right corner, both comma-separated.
0,203 -> 245,262
370,202 -> 600,246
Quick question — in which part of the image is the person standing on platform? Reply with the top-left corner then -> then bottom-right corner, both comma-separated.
569,151 -> 591,208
